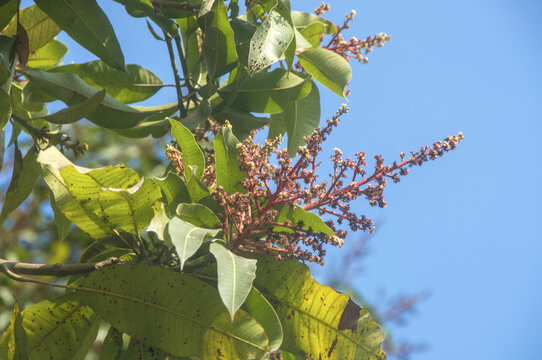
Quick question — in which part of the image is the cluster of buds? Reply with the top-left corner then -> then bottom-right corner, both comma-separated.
205,105 -> 463,264
314,2 -> 331,15
323,8 -> 391,63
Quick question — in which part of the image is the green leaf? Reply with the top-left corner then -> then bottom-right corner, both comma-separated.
273,204 -> 335,236
199,0 -> 238,80
298,48 -> 352,98
209,243 -> 257,321
49,189 -> 71,240
2,5 -> 60,53
166,216 -> 220,271
0,88 -> 10,129
38,146 -> 153,240
147,206 -> 169,241
253,256 -> 386,359
242,287 -> 283,352
98,177 -> 163,235
0,0 -> 17,31
291,11 -> 337,34
212,106 -> 269,140
51,61 -> 164,104
100,327 -> 175,360
25,69 -> 148,129
0,302 -> 28,360
72,265 -> 269,358
38,89 -> 105,124
248,1 -> 294,74
25,39 -> 68,69
176,203 -> 221,228
3,295 -> 100,359
34,0 -> 125,70
214,126 -> 246,193
154,171 -> 191,214
269,82 -> 320,157
0,146 -> 40,225
112,118 -> 171,139
186,170 -> 211,203
299,21 -> 326,48
220,68 -> 312,114
169,119 -> 205,180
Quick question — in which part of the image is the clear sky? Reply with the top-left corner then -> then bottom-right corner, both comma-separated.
8,0 -> 542,359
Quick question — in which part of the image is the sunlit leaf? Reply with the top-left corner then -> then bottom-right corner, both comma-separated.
273,204 -> 336,237
0,296 -> 100,359
254,256 -> 386,359
34,0 -> 125,69
49,189 -> 71,240
166,216 -> 220,271
291,11 -> 337,34
26,39 -> 68,69
3,5 -> 60,53
248,1 -> 294,74
299,21 -> 326,48
212,106 -> 269,140
0,0 -> 17,31
71,265 -> 269,358
0,302 -> 27,359
209,243 -> 258,321
169,119 -> 205,180
298,48 -> 352,98
242,287 -> 283,352
214,126 -> 246,193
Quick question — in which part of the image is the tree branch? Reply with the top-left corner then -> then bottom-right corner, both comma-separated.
0,257 -> 122,278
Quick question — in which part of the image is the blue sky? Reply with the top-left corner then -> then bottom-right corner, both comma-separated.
6,0 -> 542,359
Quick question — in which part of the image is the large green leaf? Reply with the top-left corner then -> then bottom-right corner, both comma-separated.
38,89 -> 105,124
49,189 -> 71,240
71,265 -> 270,358
154,171 -> 191,214
298,48 -> 352,98
34,0 -> 125,70
210,243 -> 257,321
269,82 -> 320,157
26,39 -> 68,69
291,11 -> 337,34
25,69 -> 148,129
242,288 -> 283,352
166,216 -> 220,271
169,119 -> 205,180
253,256 -> 386,359
0,302 -> 27,359
176,203 -> 221,228
248,1 -> 294,74
219,68 -> 311,114
3,5 -> 60,53
51,61 -> 164,104
98,177 -> 162,235
37,146 -> 157,239
0,296 -> 100,360
0,146 -> 40,225
199,0 -> 238,80
214,126 -> 246,193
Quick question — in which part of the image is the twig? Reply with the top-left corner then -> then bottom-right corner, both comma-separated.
0,257 -> 122,278
164,31 -> 188,118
